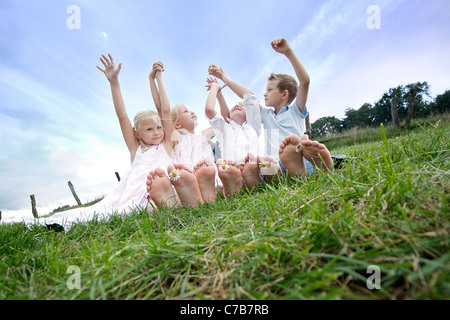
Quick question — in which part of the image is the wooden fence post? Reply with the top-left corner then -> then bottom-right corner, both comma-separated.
68,181 -> 82,206
305,112 -> 312,139
30,194 -> 39,218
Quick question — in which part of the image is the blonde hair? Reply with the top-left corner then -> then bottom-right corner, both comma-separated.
133,110 -> 162,129
133,110 -> 163,150
170,103 -> 191,135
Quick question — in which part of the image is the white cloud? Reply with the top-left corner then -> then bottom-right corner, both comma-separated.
96,31 -> 108,42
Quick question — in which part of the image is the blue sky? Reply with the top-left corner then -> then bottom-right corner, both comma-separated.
1,0 -> 449,218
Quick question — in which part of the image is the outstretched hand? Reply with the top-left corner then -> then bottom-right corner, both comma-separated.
149,61 -> 165,79
271,38 -> 292,55
205,77 -> 221,91
208,64 -> 228,80
206,77 -> 227,92
97,54 -> 121,81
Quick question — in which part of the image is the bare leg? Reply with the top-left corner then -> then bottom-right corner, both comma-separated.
240,152 -> 263,188
193,158 -> 217,203
299,135 -> 333,173
217,159 -> 243,197
167,164 -> 203,208
146,168 -> 179,208
257,154 -> 282,183
279,135 -> 308,177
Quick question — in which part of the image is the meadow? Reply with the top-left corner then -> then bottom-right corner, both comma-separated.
0,117 -> 448,300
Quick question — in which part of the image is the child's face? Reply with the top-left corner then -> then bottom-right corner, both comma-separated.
135,118 -> 164,145
230,103 -> 246,123
175,104 -> 198,132
264,80 -> 284,107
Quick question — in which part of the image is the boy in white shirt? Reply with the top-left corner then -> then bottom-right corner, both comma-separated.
205,71 -> 281,196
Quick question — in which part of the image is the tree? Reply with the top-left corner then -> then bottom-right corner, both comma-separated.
434,90 -> 450,114
341,103 -> 374,129
320,81 -> 444,134
373,92 -> 393,125
404,81 -> 430,128
342,108 -> 359,130
311,116 -> 342,138
388,86 -> 403,130
358,103 -> 374,126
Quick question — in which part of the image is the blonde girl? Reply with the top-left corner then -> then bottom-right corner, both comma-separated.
28,55 -> 176,230
146,62 -> 218,207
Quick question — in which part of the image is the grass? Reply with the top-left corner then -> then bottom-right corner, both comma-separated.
316,113 -> 449,150
0,118 -> 449,300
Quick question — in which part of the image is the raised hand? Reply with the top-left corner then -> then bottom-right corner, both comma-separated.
205,77 -> 224,92
208,64 -> 227,80
149,61 -> 165,79
97,54 -> 122,81
271,38 -> 292,55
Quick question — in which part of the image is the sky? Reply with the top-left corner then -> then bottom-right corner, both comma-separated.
1,0 -> 449,219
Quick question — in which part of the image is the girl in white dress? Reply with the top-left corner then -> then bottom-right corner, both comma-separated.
22,54 -> 176,230
146,62 -> 219,207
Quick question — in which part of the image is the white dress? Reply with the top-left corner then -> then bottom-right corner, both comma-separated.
173,132 -> 222,187
173,132 -> 215,168
25,144 -> 174,230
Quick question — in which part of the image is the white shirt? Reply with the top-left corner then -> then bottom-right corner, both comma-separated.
208,93 -> 263,163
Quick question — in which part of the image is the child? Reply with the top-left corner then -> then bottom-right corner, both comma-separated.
26,54 -> 177,230
210,39 -> 333,177
265,38 -> 333,176
146,62 -> 218,208
205,68 -> 281,194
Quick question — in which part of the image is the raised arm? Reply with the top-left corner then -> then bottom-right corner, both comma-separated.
217,88 -> 230,122
154,69 -> 176,151
97,54 -> 138,155
206,77 -> 230,121
149,61 -> 164,116
271,38 -> 310,113
205,79 -> 221,119
208,64 -> 254,99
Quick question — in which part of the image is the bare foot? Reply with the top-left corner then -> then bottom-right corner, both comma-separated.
146,168 -> 179,208
257,155 -> 282,183
193,158 -> 217,203
279,135 -> 308,177
167,164 -> 203,207
217,159 -> 243,197
240,152 -> 263,188
299,135 -> 333,173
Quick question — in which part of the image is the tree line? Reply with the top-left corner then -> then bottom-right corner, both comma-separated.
311,81 -> 450,138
